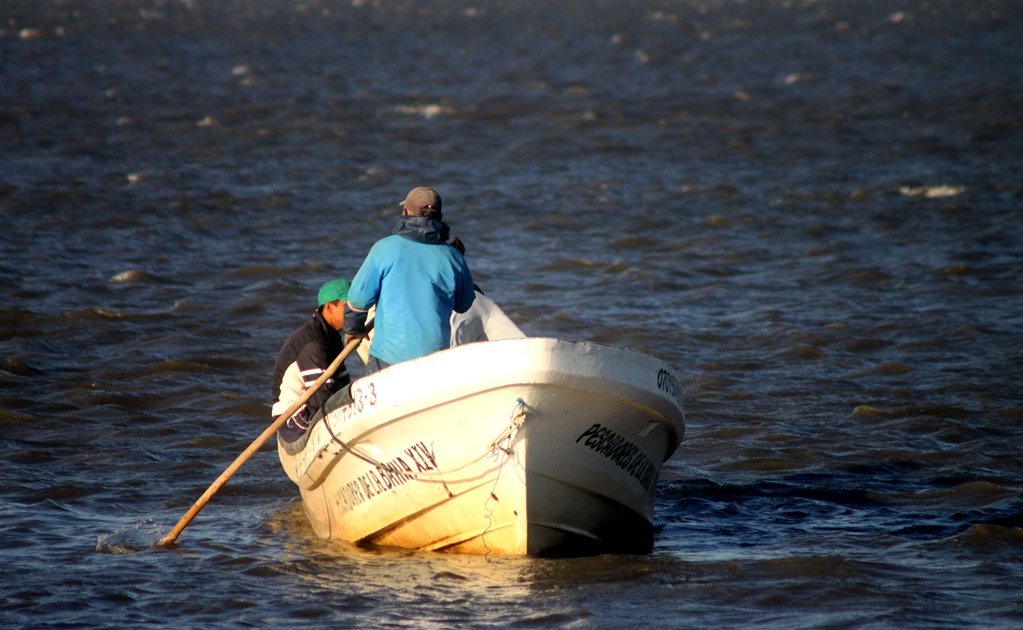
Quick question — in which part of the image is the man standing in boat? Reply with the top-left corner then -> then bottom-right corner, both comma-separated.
270,279 -> 352,443
343,187 -> 475,372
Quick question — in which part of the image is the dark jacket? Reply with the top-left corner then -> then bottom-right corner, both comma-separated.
270,311 -> 350,440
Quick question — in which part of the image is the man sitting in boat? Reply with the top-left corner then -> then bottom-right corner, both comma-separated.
270,279 -> 353,443
343,186 -> 476,372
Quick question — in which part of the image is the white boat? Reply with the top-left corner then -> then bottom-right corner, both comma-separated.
277,336 -> 686,557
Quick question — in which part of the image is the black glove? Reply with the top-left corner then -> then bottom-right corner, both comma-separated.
342,303 -> 369,336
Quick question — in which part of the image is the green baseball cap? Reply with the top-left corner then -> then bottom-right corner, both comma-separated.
317,279 -> 351,306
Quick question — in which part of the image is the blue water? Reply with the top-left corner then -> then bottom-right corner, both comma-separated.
2,0 -> 1022,627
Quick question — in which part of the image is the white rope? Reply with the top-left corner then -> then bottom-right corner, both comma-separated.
480,399 -> 527,558
327,398 -> 529,480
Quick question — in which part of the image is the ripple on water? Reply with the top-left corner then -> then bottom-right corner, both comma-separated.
96,520 -> 166,554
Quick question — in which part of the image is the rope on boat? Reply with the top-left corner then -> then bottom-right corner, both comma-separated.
328,398 -> 529,481
480,399 -> 525,558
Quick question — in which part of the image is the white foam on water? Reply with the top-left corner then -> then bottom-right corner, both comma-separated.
95,520 -> 165,554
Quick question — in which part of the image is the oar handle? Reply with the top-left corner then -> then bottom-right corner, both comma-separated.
157,336 -> 362,548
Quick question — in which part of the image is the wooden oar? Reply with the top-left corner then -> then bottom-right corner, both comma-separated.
156,336 -> 362,548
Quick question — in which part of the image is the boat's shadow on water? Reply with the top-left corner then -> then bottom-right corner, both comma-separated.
261,501 -> 691,601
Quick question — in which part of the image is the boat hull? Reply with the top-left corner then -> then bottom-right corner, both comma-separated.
278,337 -> 685,556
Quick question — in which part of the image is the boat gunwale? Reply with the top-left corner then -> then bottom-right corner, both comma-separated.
281,338 -> 685,478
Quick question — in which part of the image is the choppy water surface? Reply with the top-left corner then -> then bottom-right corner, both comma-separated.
2,0 -> 1022,627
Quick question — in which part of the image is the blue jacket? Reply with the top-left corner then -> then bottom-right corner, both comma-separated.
346,216 -> 475,365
